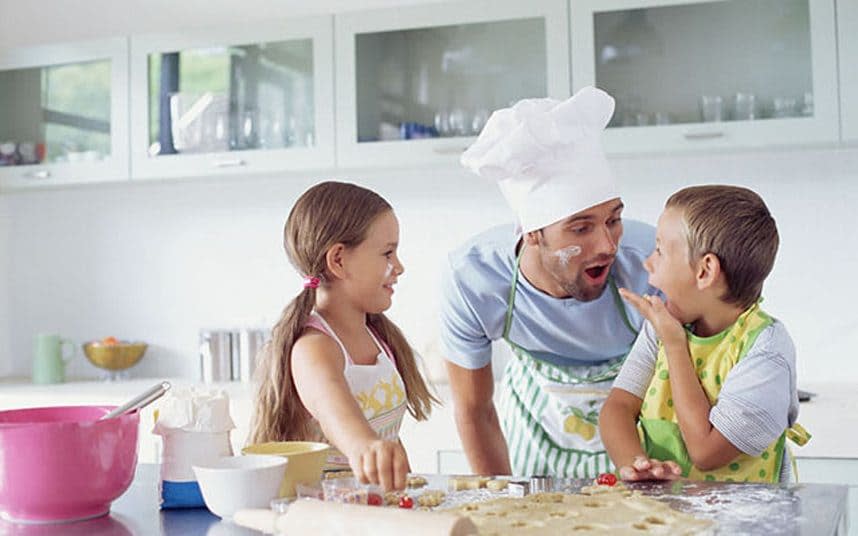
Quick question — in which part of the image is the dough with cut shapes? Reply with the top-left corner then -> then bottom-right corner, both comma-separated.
448,486 -> 712,535
449,476 -> 490,491
407,475 -> 429,489
485,479 -> 508,491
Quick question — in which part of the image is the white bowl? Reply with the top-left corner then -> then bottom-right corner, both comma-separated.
192,455 -> 288,519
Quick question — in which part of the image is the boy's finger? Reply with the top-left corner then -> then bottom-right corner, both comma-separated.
619,466 -> 642,481
667,461 -> 683,475
632,456 -> 652,470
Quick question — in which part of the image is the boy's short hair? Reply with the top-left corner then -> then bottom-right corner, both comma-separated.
666,185 -> 778,309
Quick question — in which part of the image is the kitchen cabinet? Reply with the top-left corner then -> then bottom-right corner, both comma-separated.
838,0 -> 858,143
129,17 -> 335,180
0,38 -> 129,190
570,0 -> 840,154
334,0 -> 570,169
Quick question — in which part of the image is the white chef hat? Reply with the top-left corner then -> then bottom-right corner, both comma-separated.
461,86 -> 619,234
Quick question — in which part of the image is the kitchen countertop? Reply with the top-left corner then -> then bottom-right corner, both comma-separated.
0,464 -> 848,535
1,378 -> 856,464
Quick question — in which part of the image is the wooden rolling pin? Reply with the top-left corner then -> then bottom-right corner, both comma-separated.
233,500 -> 477,535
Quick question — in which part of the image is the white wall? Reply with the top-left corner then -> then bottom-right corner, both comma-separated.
1,0 -> 857,386
2,148 -> 857,385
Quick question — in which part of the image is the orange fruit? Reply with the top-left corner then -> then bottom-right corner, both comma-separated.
101,336 -> 119,346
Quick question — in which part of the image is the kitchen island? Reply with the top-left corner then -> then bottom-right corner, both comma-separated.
0,464 -> 848,535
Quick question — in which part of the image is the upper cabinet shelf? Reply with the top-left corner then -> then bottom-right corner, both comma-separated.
0,38 -> 129,190
570,0 -> 840,154
334,0 -> 570,169
130,17 -> 335,180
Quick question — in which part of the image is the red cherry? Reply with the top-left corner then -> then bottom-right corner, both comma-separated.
367,492 -> 383,506
398,495 -> 414,509
597,473 -> 618,486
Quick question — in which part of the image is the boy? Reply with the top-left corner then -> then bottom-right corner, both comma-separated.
600,185 -> 808,483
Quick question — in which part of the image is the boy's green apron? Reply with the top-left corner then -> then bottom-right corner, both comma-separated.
497,247 -> 638,478
640,302 -> 810,482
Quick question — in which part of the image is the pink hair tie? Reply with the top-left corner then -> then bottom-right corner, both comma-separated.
303,275 -> 321,290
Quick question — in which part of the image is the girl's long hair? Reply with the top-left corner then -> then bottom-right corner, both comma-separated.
249,181 -> 438,444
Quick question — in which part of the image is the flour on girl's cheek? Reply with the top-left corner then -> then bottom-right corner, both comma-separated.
553,245 -> 582,265
385,263 -> 395,278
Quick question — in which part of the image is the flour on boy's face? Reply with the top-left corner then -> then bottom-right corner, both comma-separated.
644,207 -> 699,323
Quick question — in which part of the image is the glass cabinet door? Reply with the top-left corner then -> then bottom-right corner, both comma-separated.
335,0 -> 569,168
570,0 -> 838,153
837,0 -> 858,143
130,17 -> 334,179
0,38 -> 129,189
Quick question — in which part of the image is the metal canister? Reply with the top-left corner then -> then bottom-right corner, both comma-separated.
236,328 -> 268,382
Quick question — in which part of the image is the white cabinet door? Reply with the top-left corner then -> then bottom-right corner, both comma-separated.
838,0 -> 858,143
130,17 -> 334,180
570,0 -> 839,154
0,38 -> 129,190
334,0 -> 570,169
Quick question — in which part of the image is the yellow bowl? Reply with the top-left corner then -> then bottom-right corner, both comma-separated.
241,441 -> 330,498
82,342 -> 148,371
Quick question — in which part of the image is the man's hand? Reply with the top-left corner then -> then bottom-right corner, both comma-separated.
618,289 -> 686,347
618,455 -> 683,481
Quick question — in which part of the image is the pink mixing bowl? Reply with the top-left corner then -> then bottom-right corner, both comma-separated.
0,405 -> 139,523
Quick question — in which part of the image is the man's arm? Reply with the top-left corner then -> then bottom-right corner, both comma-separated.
445,359 -> 511,475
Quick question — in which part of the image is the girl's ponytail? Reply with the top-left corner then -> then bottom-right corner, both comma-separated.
249,288 -> 316,444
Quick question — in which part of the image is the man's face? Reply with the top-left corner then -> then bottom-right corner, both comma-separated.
533,198 -> 624,301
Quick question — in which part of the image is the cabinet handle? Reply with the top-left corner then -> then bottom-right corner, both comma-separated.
683,130 -> 725,140
432,145 -> 470,155
212,158 -> 247,168
24,170 -> 51,179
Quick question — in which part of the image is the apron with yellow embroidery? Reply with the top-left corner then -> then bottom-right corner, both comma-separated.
497,248 -> 639,478
306,312 -> 408,468
640,303 -> 809,482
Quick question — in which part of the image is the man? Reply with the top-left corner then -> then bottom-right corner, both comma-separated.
440,86 -> 656,478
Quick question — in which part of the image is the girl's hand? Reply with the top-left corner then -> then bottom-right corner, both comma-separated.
350,439 -> 410,492
618,289 -> 686,347
618,455 -> 683,482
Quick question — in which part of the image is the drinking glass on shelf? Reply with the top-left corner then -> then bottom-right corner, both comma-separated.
241,109 -> 259,149
470,108 -> 490,135
448,108 -> 469,137
773,97 -> 797,119
700,95 -> 724,122
801,91 -> 814,117
733,92 -> 756,121
434,110 -> 452,137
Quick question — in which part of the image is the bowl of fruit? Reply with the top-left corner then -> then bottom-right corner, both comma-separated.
83,337 -> 148,379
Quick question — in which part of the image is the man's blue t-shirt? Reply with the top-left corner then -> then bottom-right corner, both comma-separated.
440,220 -> 657,369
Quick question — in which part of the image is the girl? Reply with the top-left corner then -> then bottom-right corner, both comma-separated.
249,181 -> 438,492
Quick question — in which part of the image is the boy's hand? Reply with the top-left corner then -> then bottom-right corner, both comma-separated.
618,455 -> 683,481
618,289 -> 686,347
350,438 -> 410,492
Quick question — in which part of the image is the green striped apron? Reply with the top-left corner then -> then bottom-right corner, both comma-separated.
497,247 -> 638,478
